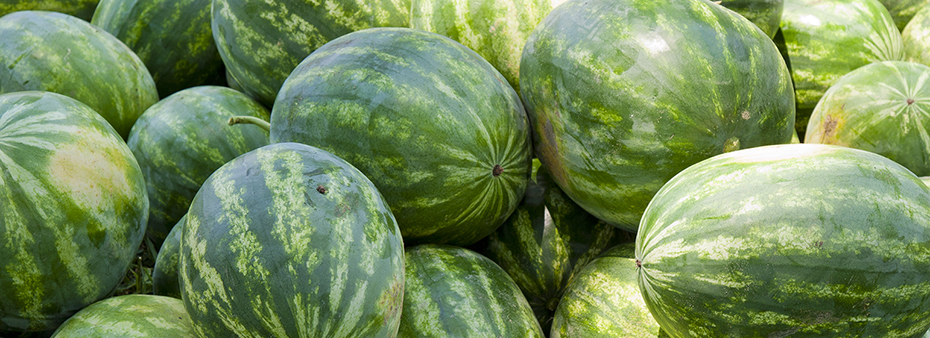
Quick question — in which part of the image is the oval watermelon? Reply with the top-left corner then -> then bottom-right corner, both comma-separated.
50,295 -> 196,337
903,5 -> 930,67
879,0 -> 930,31
153,214 -> 184,299
520,0 -> 795,232
637,143 -> 930,337
180,142 -> 405,337
0,1 -> 99,21
719,0 -> 784,38
0,91 -> 148,333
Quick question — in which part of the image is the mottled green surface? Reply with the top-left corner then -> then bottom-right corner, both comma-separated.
410,0 -> 565,94
50,295 -> 196,337
551,243 -> 661,338
0,92 -> 148,333
91,0 -> 224,98
126,86 -> 269,248
0,0 -> 98,21
0,10 -> 158,139
719,0 -> 785,38
212,0 -> 410,107
903,5 -> 930,67
805,61 -> 930,176
780,0 -> 903,136
180,143 -> 405,338
520,0 -> 795,232
482,159 -> 628,333
153,215 -> 184,299
272,28 -> 532,246
880,0 -> 930,31
399,244 -> 544,337
637,144 -> 930,337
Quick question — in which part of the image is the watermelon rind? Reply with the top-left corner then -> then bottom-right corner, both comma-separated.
152,214 -> 184,299
0,0 -> 99,21
49,295 -> 196,337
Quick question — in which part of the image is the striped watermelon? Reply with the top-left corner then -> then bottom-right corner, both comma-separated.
0,1 -> 98,21
636,144 -> 930,337
879,0 -> 930,31
50,295 -> 196,337
779,0 -> 903,137
551,243 -> 661,338
409,0 -> 565,93
0,10 -> 158,139
212,0 -> 410,107
90,0 -> 224,98
399,244 -> 544,337
126,85 -> 269,248
719,0 -> 784,38
804,61 -> 930,176
520,0 -> 795,232
153,215 -> 184,299
271,27 -> 532,246
0,91 -> 148,333
903,5 -> 930,67
179,142 -> 405,337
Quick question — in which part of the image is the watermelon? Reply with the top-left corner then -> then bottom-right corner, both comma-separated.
519,0 -> 795,232
903,5 -> 930,67
212,0 -> 411,107
719,0 -> 785,38
50,295 -> 196,337
152,215 -> 184,299
179,142 -> 405,337
0,10 -> 158,139
637,143 -> 930,337
399,244 -> 544,337
879,0 -> 930,31
779,0 -> 904,137
270,27 -> 532,246
409,0 -> 565,94
126,85 -> 269,248
550,243 -> 661,338
804,61 -> 930,176
0,0 -> 98,21
481,159 -> 629,333
0,91 -> 148,333
91,0 -> 225,98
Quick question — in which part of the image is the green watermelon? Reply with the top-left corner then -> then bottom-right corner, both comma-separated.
399,244 -> 544,337
519,0 -> 795,232
90,0 -> 225,98
879,0 -> 930,31
212,0 -> 410,107
0,10 -> 157,139
50,295 -> 196,337
903,5 -> 930,67
481,159 -> 629,333
779,0 -> 904,137
550,243 -> 661,337
804,61 -> 930,176
126,85 -> 269,248
0,91 -> 148,333
637,143 -> 930,337
409,0 -> 565,94
152,215 -> 184,299
0,0 -> 98,21
179,142 -> 405,337
270,27 -> 532,246
719,0 -> 785,38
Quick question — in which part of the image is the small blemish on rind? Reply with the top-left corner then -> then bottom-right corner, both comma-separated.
492,165 -> 504,177
316,185 -> 327,194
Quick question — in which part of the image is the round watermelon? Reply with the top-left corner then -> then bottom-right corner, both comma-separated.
520,0 -> 795,232
0,1 -> 98,21
903,5 -> 930,67
50,295 -> 196,337
399,244 -> 544,337
637,143 -> 930,337
212,0 -> 410,107
91,0 -> 225,97
719,0 -> 784,38
152,215 -> 184,299
0,91 -> 148,333
126,85 -> 269,248
179,142 -> 405,337
271,27 -> 532,246
804,61 -> 930,176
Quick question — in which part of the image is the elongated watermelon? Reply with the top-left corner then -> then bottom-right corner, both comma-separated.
399,244 -> 544,337
520,0 -> 795,232
180,142 -> 405,337
50,295 -> 196,337
637,144 -> 930,337
0,10 -> 158,139
0,91 -> 148,334
271,27 -> 532,246
91,0 -> 225,98
153,215 -> 184,299
719,0 -> 784,38
212,0 -> 410,107
126,85 -> 269,248
0,1 -> 98,21
903,5 -> 930,67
